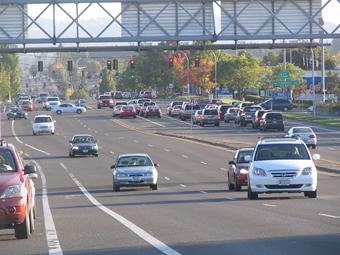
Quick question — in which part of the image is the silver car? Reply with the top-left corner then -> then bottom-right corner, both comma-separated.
286,126 -> 317,149
69,134 -> 99,157
111,154 -> 159,192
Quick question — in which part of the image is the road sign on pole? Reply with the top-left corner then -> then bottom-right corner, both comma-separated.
272,80 -> 300,86
279,71 -> 290,79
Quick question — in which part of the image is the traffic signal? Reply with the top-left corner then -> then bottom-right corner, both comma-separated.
107,59 -> 112,70
67,60 -> 73,72
129,58 -> 136,69
194,57 -> 200,68
112,59 -> 118,70
169,57 -> 174,68
38,61 -> 43,72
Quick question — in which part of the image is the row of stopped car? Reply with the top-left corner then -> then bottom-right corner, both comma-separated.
112,98 -> 161,118
227,135 -> 319,199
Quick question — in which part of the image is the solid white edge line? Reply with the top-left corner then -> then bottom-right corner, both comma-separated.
62,166 -> 181,255
263,203 -> 277,207
318,213 -> 340,219
164,177 -> 170,181
34,160 -> 63,255
181,155 -> 188,158
137,116 -> 166,127
25,144 -> 51,156
180,184 -> 187,188
220,168 -> 227,171
201,161 -> 207,165
11,120 -> 23,144
59,162 -> 67,170
199,191 -> 208,194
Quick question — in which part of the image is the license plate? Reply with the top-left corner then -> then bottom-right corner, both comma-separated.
83,149 -> 88,153
272,121 -> 277,124
133,176 -> 140,181
278,179 -> 290,185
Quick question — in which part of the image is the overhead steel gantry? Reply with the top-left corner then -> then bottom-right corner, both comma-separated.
0,0 -> 339,53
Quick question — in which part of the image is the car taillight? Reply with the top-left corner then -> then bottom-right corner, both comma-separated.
109,99 -> 113,103
146,109 -> 150,112
309,134 -> 316,138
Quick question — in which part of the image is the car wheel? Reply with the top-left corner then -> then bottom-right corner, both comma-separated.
51,132 -> 55,135
76,109 -> 82,114
215,122 -> 219,127
113,182 -> 120,192
33,132 -> 36,136
312,144 -> 316,149
150,184 -> 158,190
97,105 -> 101,109
235,182 -> 241,191
14,208 -> 30,239
169,112 -> 172,117
228,175 -> 234,190
69,152 -> 74,158
94,154 -> 99,157
29,207 -> 35,233
56,110 -> 62,115
133,115 -> 136,118
305,190 -> 317,198
247,185 -> 258,200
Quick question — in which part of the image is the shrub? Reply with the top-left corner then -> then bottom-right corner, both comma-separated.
244,94 -> 267,103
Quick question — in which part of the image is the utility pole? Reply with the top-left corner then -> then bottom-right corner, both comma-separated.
311,48 -> 316,118
8,72 -> 11,103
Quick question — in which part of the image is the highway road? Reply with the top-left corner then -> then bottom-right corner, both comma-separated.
1,105 -> 340,255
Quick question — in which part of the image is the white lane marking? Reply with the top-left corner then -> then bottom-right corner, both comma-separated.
35,161 -> 63,255
263,203 -> 278,207
94,130 -> 98,134
83,125 -> 87,128
119,137 -> 125,140
64,195 -> 82,200
137,116 -> 165,127
63,136 -> 67,139
104,133 -> 109,136
328,147 -> 336,151
148,144 -> 154,147
220,168 -> 227,171
319,213 -> 340,219
133,140 -> 139,143
59,162 -> 67,170
180,184 -> 187,188
181,155 -> 188,158
199,191 -> 208,194
164,148 -> 170,152
201,161 -> 207,165
164,177 -> 170,181
25,144 -> 51,156
56,132 -> 60,136
11,120 -> 23,144
110,151 -> 115,155
87,128 -> 91,131
63,166 -> 181,255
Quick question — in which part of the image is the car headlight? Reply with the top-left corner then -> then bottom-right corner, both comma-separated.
114,171 -> 128,177
72,146 -> 79,150
253,167 -> 266,176
302,167 -> 313,175
92,145 -> 98,150
144,171 -> 153,177
239,168 -> 248,175
0,184 -> 23,199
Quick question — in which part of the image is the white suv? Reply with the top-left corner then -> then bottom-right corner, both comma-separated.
247,137 -> 320,199
32,115 -> 56,135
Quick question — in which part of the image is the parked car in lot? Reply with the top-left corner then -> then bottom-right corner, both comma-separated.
145,105 -> 161,118
119,105 -> 136,118
252,109 -> 271,129
167,101 -> 183,116
179,104 -> 201,121
32,115 -> 55,135
6,107 -> 27,120
228,148 -> 254,191
259,112 -> 284,132
286,127 -> 317,149
224,107 -> 238,123
192,110 -> 203,125
122,92 -> 131,99
247,136 -> 320,199
259,99 -> 293,112
69,134 -> 98,157
217,104 -> 233,120
168,105 -> 182,117
97,95 -> 114,109
239,106 -> 263,127
111,154 -> 159,191
199,108 -> 220,126
52,103 -> 86,115
0,142 -> 38,239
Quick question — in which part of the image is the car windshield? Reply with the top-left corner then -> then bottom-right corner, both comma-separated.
73,136 -> 95,144
254,144 -> 310,161
266,113 -> 283,120
204,109 -> 218,115
220,105 -> 231,111
100,96 -> 111,100
117,156 -> 153,167
0,149 -> 17,172
35,117 -> 52,123
293,128 -> 313,133
237,150 -> 254,163
48,97 -> 59,101
185,105 -> 200,110
244,106 -> 261,112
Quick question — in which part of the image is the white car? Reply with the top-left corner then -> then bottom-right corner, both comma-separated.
247,137 -> 320,199
52,103 -> 86,115
46,101 -> 61,111
286,127 -> 317,149
32,115 -> 55,135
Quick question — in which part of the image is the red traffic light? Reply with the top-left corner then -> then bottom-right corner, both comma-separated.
107,60 -> 112,70
130,59 -> 136,68
194,57 -> 200,67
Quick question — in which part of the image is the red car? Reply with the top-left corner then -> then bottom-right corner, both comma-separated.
0,142 -> 37,239
97,95 -> 114,109
20,100 -> 33,111
145,105 -> 161,118
228,148 -> 254,191
119,105 -> 136,118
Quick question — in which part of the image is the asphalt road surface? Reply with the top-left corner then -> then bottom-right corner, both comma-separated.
1,105 -> 339,255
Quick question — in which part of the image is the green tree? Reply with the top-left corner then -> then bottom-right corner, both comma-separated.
1,53 -> 22,98
99,68 -> 116,94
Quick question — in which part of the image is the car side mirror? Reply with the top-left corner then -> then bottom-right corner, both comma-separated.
110,164 -> 115,169
228,160 -> 236,165
69,140 -> 73,143
24,164 -> 38,179
244,155 -> 252,162
154,163 -> 159,167
312,154 -> 320,160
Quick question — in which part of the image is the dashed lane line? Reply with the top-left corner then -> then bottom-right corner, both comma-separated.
164,148 -> 170,152
201,161 -> 207,165
148,144 -> 154,147
164,177 -> 170,181
137,116 -> 166,128
220,168 -> 227,171
180,184 -> 187,188
182,155 -> 188,158
61,164 -> 181,255
199,191 -> 208,194
263,204 -> 278,207
11,120 -> 23,144
318,213 -> 340,219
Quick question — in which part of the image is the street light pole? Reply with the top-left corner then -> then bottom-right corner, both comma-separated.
8,72 -> 11,103
311,47 -> 316,118
211,51 -> 218,99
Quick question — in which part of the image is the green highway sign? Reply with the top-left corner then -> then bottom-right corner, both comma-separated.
279,70 -> 290,78
272,80 -> 300,86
